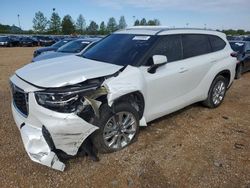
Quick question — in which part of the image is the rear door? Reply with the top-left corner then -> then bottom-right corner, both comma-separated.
141,34 -> 214,121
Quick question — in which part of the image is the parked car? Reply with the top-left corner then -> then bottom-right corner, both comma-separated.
227,35 -> 244,41
243,36 -> 250,42
10,27 -> 236,171
0,36 -> 19,47
19,37 -> 39,47
32,38 -> 100,62
229,40 -> 250,78
33,38 -> 76,57
34,36 -> 56,46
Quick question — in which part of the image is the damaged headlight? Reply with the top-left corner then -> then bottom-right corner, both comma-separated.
35,78 -> 104,113
35,91 -> 80,113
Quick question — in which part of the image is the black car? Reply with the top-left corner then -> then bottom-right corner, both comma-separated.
229,40 -> 250,79
33,38 -> 76,57
19,37 -> 39,47
0,36 -> 19,47
227,35 -> 244,41
243,36 -> 250,42
34,36 -> 56,46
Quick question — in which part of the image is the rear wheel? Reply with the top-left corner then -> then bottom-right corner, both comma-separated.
92,102 -> 139,153
203,75 -> 227,108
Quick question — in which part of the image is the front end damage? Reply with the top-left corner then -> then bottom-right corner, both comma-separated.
10,65 -> 147,171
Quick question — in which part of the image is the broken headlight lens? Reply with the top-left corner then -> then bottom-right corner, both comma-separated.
35,91 -> 81,113
34,78 -> 104,113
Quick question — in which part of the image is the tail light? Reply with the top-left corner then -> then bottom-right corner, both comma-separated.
231,52 -> 238,58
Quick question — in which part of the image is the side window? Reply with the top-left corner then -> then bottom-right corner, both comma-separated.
149,35 -> 182,63
209,35 -> 226,52
182,34 -> 212,59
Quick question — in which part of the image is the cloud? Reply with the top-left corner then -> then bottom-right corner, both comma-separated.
94,0 -> 250,11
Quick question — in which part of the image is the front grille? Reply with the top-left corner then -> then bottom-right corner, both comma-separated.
11,83 -> 29,116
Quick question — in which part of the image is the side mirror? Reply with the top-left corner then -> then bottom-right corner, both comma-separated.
147,55 -> 168,74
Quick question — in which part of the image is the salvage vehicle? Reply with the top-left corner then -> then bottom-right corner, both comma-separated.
10,27 -> 236,171
32,38 -> 100,62
19,37 -> 39,47
229,40 -> 250,79
33,38 -> 75,57
33,36 -> 56,46
0,36 -> 19,47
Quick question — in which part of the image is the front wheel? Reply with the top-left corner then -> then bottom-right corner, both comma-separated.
92,102 -> 139,153
203,75 -> 227,108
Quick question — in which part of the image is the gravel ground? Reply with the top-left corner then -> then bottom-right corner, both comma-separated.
0,47 -> 249,188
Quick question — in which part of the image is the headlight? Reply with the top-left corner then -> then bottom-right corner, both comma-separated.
35,90 -> 83,113
35,78 -> 104,113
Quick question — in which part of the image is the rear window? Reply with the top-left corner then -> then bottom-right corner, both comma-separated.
182,34 -> 212,59
209,35 -> 226,52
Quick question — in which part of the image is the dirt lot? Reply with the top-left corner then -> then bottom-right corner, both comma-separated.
0,47 -> 249,188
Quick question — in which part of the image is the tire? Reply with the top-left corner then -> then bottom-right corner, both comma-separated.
202,75 -> 228,108
92,102 -> 140,153
235,63 -> 243,79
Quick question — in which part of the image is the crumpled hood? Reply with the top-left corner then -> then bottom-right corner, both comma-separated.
16,55 -> 122,88
32,51 -> 71,62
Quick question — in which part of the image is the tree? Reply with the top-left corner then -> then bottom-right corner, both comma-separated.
140,18 -> 147,26
87,21 -> 98,35
76,14 -> 86,34
107,17 -> 118,33
32,11 -> 48,33
99,21 -> 106,35
118,16 -> 127,29
61,15 -> 75,35
134,19 -> 140,26
153,19 -> 161,26
147,19 -> 161,26
237,29 -> 245,35
49,12 -> 61,34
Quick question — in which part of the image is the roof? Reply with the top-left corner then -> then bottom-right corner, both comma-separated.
115,26 -> 225,38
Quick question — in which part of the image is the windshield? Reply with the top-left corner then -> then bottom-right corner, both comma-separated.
57,40 -> 90,53
82,34 -> 157,66
0,37 -> 8,42
230,42 -> 245,53
52,40 -> 71,48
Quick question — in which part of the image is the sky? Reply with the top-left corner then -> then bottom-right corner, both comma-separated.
0,0 -> 250,31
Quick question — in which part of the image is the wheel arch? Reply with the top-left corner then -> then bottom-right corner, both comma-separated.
112,91 -> 145,119
214,69 -> 231,87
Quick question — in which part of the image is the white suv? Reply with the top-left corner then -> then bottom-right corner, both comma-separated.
10,27 -> 236,171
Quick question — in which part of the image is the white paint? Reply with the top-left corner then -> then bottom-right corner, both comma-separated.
10,27 -> 237,171
15,55 -> 122,88
10,75 -> 99,171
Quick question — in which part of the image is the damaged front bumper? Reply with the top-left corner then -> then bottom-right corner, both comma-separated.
10,75 -> 98,171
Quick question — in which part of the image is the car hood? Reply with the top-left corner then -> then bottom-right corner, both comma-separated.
16,55 -> 122,88
36,46 -> 57,53
32,51 -> 71,62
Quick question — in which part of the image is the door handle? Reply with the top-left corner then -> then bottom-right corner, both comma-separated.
179,67 -> 188,73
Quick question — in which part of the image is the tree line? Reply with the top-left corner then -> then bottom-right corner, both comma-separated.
32,11 -> 161,35
0,11 -> 249,35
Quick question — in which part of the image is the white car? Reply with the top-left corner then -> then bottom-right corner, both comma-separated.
10,27 -> 237,171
